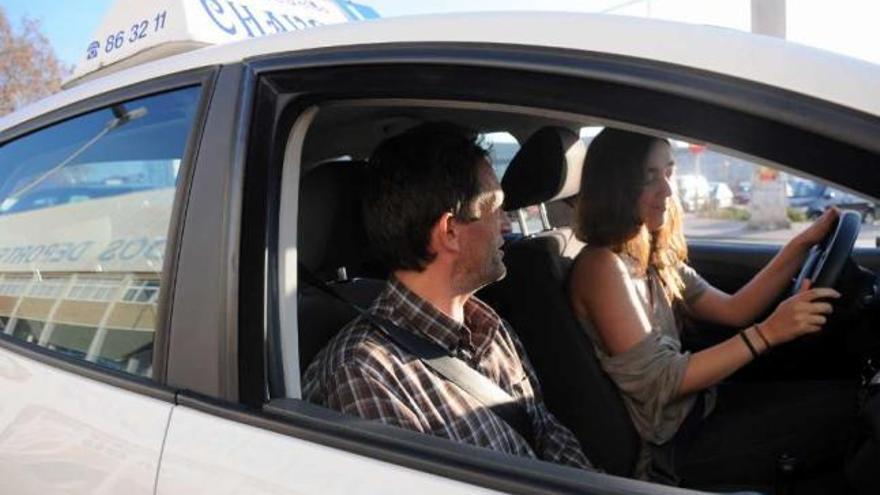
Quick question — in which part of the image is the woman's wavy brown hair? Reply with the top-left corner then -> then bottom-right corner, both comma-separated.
574,128 -> 687,302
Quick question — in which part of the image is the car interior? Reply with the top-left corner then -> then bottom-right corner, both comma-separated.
273,97 -> 880,493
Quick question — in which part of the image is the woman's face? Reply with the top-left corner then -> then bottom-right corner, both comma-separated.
637,140 -> 675,231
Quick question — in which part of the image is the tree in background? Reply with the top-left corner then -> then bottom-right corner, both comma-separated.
0,6 -> 68,117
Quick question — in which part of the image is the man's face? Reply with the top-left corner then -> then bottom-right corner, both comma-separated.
453,159 -> 506,293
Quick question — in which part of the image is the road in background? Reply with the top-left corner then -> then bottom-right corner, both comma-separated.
684,213 -> 879,247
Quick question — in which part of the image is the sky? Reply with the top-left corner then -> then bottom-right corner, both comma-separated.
2,0 -> 113,69
1,0 -> 877,69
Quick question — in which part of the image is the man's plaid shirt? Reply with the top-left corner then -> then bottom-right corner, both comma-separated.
302,277 -> 592,469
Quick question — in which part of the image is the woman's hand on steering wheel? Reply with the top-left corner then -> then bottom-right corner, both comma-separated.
794,208 -> 839,247
790,209 -> 861,296
762,279 -> 840,347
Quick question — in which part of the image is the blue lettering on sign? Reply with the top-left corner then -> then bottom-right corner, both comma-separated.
98,239 -> 125,262
263,11 -> 288,33
87,41 -> 100,60
88,10 -> 169,62
0,238 -> 167,266
119,238 -> 148,261
227,2 -> 266,38
201,0 -> 236,35
85,2 -> 336,66
199,0 -> 326,37
283,14 -> 309,31
144,239 -> 166,261
68,241 -> 94,261
0,241 -> 95,265
97,237 -> 166,263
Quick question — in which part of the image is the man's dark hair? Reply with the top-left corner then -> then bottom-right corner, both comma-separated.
362,122 -> 490,272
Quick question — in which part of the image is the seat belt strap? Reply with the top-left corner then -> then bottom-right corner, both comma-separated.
298,265 -> 536,450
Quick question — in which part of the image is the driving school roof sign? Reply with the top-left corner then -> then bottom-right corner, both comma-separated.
67,0 -> 376,87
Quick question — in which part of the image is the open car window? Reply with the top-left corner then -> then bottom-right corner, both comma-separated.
240,50 -> 880,494
574,126 -> 879,248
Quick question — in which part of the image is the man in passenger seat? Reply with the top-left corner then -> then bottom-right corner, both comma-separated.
303,122 -> 592,469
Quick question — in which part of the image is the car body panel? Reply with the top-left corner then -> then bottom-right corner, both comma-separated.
156,405 -> 499,495
0,346 -> 172,494
3,12 -> 880,134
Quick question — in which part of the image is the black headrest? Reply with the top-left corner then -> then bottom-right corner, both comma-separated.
297,160 -> 370,278
502,127 -> 585,211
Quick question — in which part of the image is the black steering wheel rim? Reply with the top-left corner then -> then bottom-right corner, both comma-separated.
791,210 -> 861,296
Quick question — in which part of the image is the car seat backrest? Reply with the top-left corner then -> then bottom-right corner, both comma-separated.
297,160 -> 385,372
298,279 -> 385,373
484,126 -> 641,476
298,160 -> 384,280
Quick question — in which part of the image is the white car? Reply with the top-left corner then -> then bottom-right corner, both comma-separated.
708,182 -> 735,209
675,174 -> 711,212
2,3 -> 880,495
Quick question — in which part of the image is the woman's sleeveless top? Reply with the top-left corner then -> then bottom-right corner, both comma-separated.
578,255 -> 715,479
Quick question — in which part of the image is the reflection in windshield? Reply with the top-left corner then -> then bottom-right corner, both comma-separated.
0,86 -> 197,215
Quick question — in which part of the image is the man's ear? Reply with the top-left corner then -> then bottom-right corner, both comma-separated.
429,212 -> 461,257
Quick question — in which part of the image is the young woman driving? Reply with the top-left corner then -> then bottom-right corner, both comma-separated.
569,128 -> 856,488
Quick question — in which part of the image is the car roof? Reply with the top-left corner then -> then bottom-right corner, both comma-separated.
2,12 -> 880,132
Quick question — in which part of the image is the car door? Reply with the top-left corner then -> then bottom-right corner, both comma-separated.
157,40 -> 880,495
153,57 -> 670,494
0,72 -> 210,493
152,63 -> 518,495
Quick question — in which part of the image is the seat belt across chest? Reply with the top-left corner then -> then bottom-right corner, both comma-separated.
298,265 -> 536,450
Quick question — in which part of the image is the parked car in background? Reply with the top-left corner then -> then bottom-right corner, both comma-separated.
789,180 -> 877,223
733,181 -> 752,205
708,181 -> 734,209
675,173 -> 710,212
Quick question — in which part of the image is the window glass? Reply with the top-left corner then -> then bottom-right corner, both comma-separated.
575,127 -> 877,247
481,131 -> 519,179
669,141 -> 877,247
479,132 -> 533,235
0,86 -> 201,377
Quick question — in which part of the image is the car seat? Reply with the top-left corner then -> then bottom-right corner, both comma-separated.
296,160 -> 386,373
480,126 -> 641,476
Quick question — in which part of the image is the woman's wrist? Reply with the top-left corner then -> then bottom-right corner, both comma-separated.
757,319 -> 781,347
739,329 -> 760,358
753,322 -> 773,350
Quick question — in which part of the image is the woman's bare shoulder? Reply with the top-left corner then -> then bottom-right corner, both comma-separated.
571,247 -> 631,298
573,246 -> 626,279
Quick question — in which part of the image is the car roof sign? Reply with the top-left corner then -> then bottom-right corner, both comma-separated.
65,0 -> 361,88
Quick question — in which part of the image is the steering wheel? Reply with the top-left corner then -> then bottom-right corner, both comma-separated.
790,210 -> 861,296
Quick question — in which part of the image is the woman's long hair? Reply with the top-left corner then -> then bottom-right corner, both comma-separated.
574,128 -> 687,302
